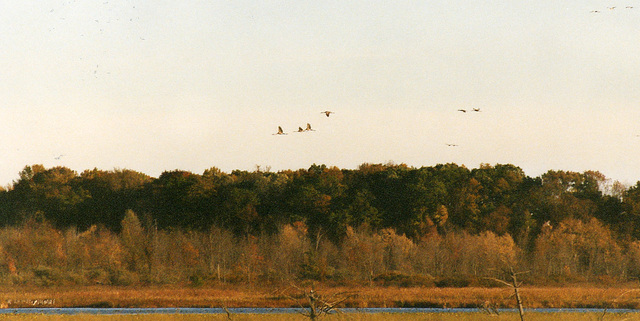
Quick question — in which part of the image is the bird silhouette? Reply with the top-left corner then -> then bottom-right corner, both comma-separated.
458,109 -> 467,113
273,126 -> 287,135
446,143 -> 458,147
321,111 -> 334,117
305,123 -> 315,131
295,127 -> 305,133
472,108 -> 481,112
54,154 -> 65,160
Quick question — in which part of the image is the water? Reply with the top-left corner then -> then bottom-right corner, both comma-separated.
0,307 -> 637,315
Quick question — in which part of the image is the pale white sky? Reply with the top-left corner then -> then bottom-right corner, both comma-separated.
1,1 -> 640,186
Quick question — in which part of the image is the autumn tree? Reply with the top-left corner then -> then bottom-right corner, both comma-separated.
120,210 -> 151,275
532,218 -> 623,280
340,227 -> 386,281
6,166 -> 87,229
269,223 -> 310,281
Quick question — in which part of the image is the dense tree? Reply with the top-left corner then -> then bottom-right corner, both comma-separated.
0,162 -> 639,252
78,168 -> 151,231
533,218 -> 623,280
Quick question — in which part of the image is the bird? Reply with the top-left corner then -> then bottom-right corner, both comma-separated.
321,111 -> 334,117
273,126 -> 287,135
305,123 -> 315,131
458,109 -> 467,113
54,154 -> 65,160
472,108 -> 481,112
295,127 -> 305,133
626,6 -> 633,9
608,6 -> 616,10
591,10 -> 600,13
446,143 -> 458,147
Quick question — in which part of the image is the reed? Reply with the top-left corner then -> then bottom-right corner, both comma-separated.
1,284 -> 639,309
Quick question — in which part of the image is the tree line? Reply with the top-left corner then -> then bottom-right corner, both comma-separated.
2,163 -> 639,242
1,162 -> 640,285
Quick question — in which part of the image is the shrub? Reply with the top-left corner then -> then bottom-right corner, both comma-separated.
373,271 -> 434,287
435,277 -> 471,288
33,265 -> 62,286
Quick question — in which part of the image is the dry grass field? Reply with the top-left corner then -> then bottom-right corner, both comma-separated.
2,312 -> 640,321
2,284 -> 640,309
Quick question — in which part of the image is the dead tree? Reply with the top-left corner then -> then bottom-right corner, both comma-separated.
221,302 -> 233,320
486,267 -> 528,321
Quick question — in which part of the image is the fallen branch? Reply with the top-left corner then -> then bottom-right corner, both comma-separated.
280,284 -> 356,320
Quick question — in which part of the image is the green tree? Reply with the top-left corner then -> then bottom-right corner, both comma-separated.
78,168 -> 151,231
149,170 -> 203,229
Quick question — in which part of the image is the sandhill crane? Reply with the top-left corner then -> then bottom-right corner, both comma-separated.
321,111 -> 334,117
295,127 -> 305,133
305,123 -> 315,131
273,126 -> 287,135
458,109 -> 467,113
608,6 -> 616,10
446,143 -> 458,147
591,10 -> 600,13
473,108 -> 481,112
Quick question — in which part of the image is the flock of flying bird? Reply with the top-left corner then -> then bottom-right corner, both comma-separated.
47,0 -> 145,79
273,111 -> 334,135
445,108 -> 483,147
591,5 -> 634,13
457,108 -> 481,113
273,108 -> 481,148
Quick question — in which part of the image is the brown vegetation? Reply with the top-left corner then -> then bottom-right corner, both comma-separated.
1,210 -> 640,309
4,312 -> 640,321
2,284 -> 640,309
0,216 -> 636,288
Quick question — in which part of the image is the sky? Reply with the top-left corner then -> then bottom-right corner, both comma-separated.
1,1 -> 640,187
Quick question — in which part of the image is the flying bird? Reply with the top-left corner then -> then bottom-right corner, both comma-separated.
54,154 -> 65,160
305,123 -> 315,131
591,10 -> 600,13
295,127 -> 305,133
273,126 -> 287,135
472,108 -> 481,112
321,111 -> 334,117
446,143 -> 458,147
457,109 -> 467,113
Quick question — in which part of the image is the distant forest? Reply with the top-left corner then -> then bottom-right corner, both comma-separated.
2,163 -> 637,240
1,163 -> 640,286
